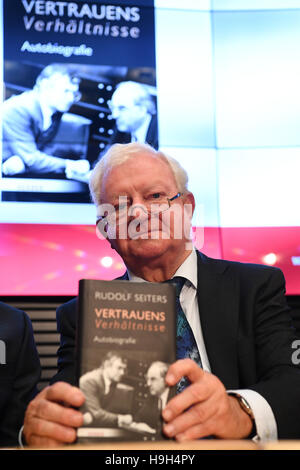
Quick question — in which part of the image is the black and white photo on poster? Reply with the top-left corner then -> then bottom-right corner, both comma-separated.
1,0 -> 156,203
77,349 -> 171,441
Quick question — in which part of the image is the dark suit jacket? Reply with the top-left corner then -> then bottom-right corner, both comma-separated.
51,251 -> 300,439
108,114 -> 158,150
135,390 -> 170,434
79,367 -> 119,427
0,302 -> 40,446
2,90 -> 67,174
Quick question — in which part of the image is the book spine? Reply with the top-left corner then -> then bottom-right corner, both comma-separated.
75,279 -> 89,386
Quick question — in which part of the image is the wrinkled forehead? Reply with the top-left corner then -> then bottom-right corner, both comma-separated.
111,86 -> 143,107
146,366 -> 162,379
101,152 -> 177,195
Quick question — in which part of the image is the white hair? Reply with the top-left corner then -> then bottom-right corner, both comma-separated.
147,361 -> 169,378
113,81 -> 156,114
89,142 -> 189,208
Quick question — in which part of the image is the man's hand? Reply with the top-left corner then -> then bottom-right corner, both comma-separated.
129,421 -> 156,434
162,359 -> 253,441
65,159 -> 90,181
118,414 -> 133,428
23,382 -> 85,447
2,156 -> 26,175
83,411 -> 93,425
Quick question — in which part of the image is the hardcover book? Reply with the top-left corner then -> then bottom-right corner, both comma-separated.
76,278 -> 177,442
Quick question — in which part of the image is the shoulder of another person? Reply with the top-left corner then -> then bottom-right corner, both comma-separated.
0,301 -> 27,328
0,302 -> 34,365
57,297 -> 77,314
56,297 -> 78,329
4,90 -> 37,112
56,277 -> 127,331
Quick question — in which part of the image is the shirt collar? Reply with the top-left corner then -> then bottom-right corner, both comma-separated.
127,248 -> 197,289
131,113 -> 152,143
102,370 -> 112,394
173,248 -> 197,289
160,387 -> 170,408
38,93 -> 55,130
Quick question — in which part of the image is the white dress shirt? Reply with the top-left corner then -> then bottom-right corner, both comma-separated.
131,113 -> 152,143
39,95 -> 55,130
159,387 -> 170,411
128,249 -> 278,441
102,372 -> 112,395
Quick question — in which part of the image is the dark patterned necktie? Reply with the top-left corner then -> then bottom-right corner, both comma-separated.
166,276 -> 202,393
37,111 -> 63,148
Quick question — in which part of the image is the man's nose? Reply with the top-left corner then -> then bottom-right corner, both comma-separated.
111,107 -> 121,119
128,201 -> 148,220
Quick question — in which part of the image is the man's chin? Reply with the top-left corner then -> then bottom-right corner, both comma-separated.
127,238 -> 173,258
116,122 -> 128,133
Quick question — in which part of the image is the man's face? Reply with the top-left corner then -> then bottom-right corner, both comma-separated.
40,73 -> 80,112
106,357 -> 127,383
109,88 -> 147,133
100,152 -> 194,268
146,366 -> 166,396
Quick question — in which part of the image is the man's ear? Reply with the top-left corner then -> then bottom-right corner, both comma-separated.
106,223 -> 118,251
183,191 -> 196,217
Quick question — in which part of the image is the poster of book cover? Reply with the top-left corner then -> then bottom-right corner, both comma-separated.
1,0 -> 157,203
76,279 -> 176,442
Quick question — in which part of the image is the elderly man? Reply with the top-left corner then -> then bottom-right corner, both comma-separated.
23,142 -> 300,446
107,81 -> 158,149
133,361 -> 170,435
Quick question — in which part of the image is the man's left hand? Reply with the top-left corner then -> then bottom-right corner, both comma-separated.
162,359 -> 253,441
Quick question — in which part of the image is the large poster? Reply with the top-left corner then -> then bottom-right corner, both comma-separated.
1,1 -> 299,296
1,0 -> 157,203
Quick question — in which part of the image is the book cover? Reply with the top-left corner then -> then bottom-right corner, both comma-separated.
76,279 -> 176,442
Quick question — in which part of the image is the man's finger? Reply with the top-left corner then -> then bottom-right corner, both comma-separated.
23,383 -> 85,446
24,416 -> 78,445
162,382 -> 206,423
174,420 -> 214,442
34,397 -> 83,427
28,435 -> 65,448
165,359 -> 204,387
163,364 -> 224,423
163,393 -> 217,437
45,382 -> 85,408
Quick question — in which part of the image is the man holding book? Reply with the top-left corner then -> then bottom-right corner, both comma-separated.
22,142 -> 300,446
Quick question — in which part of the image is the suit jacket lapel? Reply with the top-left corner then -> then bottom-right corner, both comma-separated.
196,252 -> 239,389
33,95 -> 45,136
145,114 -> 158,149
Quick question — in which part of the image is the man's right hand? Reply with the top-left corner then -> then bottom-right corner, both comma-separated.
2,156 -> 26,175
23,382 -> 85,447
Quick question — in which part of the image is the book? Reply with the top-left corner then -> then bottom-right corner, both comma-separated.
76,278 -> 177,442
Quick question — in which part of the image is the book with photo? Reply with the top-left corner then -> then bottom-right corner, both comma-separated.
76,278 -> 176,442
